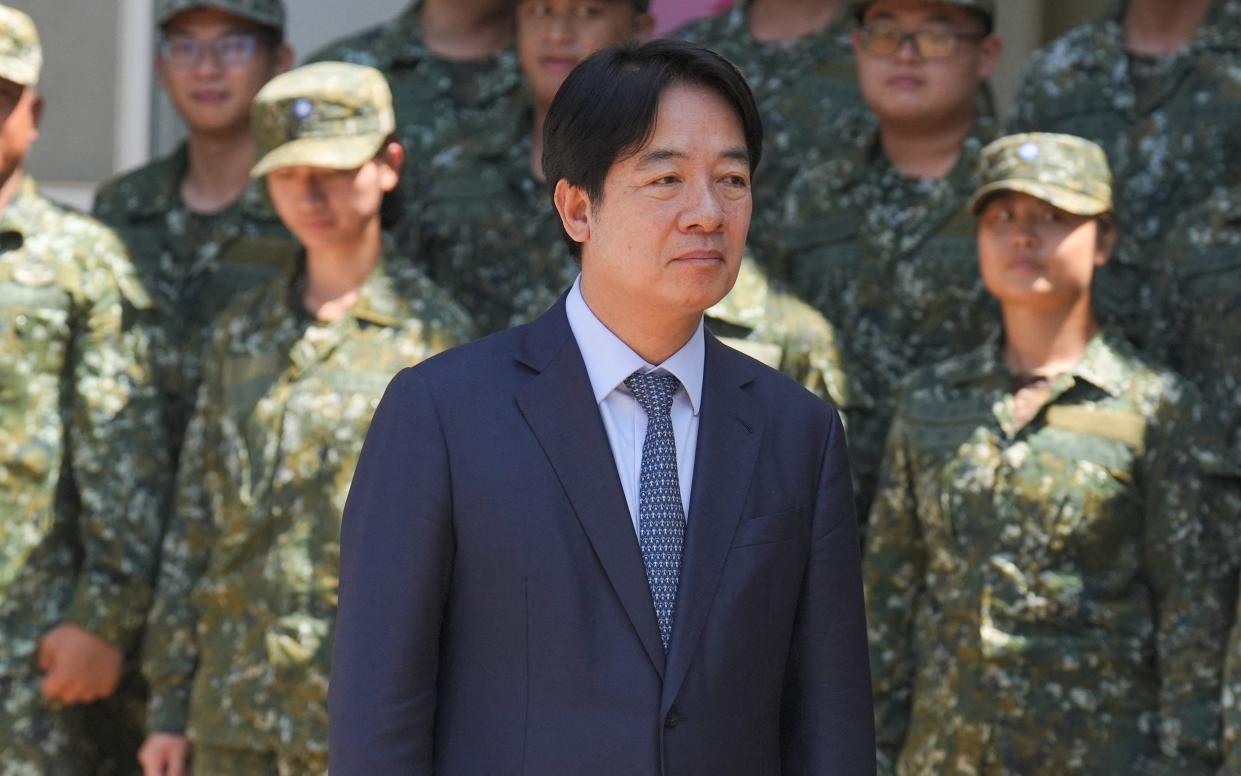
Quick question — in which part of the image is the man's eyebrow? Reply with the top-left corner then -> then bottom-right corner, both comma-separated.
634,147 -> 750,168
634,149 -> 689,169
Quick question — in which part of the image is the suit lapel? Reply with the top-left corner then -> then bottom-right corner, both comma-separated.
514,301 -> 666,678
662,336 -> 762,710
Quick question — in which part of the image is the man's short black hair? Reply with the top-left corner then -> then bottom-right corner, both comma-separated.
542,39 -> 763,258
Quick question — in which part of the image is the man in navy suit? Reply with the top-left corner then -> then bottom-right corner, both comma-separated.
328,40 -> 875,775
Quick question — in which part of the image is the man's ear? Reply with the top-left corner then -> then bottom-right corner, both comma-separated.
976,34 -> 1004,81
554,179 -> 592,247
275,43 -> 294,75
1094,215 -> 1117,268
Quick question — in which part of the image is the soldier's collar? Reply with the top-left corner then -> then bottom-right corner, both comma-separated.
957,330 -> 1127,398
350,235 -> 420,327
132,143 -> 279,222
388,0 -> 434,65
0,175 -> 45,240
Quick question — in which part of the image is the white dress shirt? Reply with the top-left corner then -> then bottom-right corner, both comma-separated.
564,275 -> 704,535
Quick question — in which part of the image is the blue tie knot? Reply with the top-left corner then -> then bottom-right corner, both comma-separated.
624,370 -> 680,418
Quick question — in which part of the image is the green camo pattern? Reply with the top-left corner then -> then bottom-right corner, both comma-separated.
706,253 -> 855,409
971,132 -> 1112,216
0,178 -> 168,673
768,117 -> 1001,524
865,331 -> 1229,775
1007,0 -> 1241,348
251,62 -> 395,176
0,3 -> 40,86
305,0 -> 522,232
155,0 -> 286,29
849,0 -> 995,23
141,247 -> 473,751
403,104 -> 575,335
671,1 -> 869,249
94,145 -> 296,465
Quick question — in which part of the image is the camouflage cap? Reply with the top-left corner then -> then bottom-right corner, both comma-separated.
850,0 -> 996,24
251,62 -> 396,177
970,132 -> 1113,216
0,4 -> 40,87
156,0 -> 286,31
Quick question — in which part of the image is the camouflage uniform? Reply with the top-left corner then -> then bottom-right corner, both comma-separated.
153,0 -> 286,29
141,61 -> 475,773
706,253 -> 855,409
671,1 -> 866,248
93,149 -> 295,461
774,117 -> 1001,522
305,0 -> 522,228
865,332 -> 1227,775
1007,0 -> 1241,347
0,177 -> 169,773
141,248 -> 471,767
1158,187 -> 1241,770
404,103 -> 574,335
670,0 -> 863,247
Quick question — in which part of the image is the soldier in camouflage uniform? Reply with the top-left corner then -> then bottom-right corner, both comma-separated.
670,0 -> 866,247
865,133 -> 1229,775
1155,186 -> 1241,771
1007,0 -> 1241,349
136,62 -> 474,776
306,0 -> 522,232
0,7 -> 169,774
772,0 -> 1003,523
408,0 -> 652,334
94,0 -> 295,466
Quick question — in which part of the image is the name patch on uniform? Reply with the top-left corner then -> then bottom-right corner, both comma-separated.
1045,406 -> 1146,452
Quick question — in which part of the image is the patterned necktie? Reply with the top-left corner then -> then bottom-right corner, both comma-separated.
624,370 -> 686,653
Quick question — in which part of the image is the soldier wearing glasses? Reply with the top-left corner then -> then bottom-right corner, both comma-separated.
94,0 -> 295,467
768,0 -> 1003,525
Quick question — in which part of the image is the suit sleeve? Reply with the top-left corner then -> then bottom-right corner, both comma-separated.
329,368 -> 455,774
780,407 -> 876,775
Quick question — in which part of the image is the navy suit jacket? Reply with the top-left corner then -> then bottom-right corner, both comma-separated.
329,298 -> 875,774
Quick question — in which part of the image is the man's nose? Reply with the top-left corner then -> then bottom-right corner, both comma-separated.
679,178 -> 726,233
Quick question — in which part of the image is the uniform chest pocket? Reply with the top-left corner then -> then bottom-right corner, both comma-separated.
0,281 -> 72,374
786,222 -> 861,312
1177,245 -> 1241,298
1029,421 -> 1142,557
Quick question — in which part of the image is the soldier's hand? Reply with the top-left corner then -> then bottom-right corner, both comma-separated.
138,733 -> 190,776
37,622 -> 123,703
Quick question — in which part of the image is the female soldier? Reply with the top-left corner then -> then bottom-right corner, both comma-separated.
136,62 -> 474,776
864,133 -> 1229,775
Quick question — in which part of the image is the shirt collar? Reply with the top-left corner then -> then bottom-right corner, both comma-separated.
565,275 -> 705,415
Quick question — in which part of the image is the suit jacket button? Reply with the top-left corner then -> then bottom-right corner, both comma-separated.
664,707 -> 684,729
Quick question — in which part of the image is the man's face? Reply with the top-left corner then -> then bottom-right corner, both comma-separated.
517,0 -> 652,108
265,150 -> 401,254
977,191 -> 1112,312
157,9 -> 289,136
573,82 -> 751,322
0,78 -> 41,186
853,0 -> 1000,126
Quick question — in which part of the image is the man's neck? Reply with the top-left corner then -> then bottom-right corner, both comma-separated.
878,110 -> 974,180
0,166 -> 26,217
303,225 -> 383,322
1124,0 -> 1212,56
579,275 -> 700,366
1001,299 -> 1098,378
420,0 -> 514,61
181,129 -> 256,215
747,0 -> 842,44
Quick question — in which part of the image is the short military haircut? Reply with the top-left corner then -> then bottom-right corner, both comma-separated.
542,39 -> 763,257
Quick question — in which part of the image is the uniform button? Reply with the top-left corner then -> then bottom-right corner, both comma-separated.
664,707 -> 684,729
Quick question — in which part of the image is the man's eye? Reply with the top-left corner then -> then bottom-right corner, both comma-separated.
576,5 -> 604,18
723,174 -> 748,187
